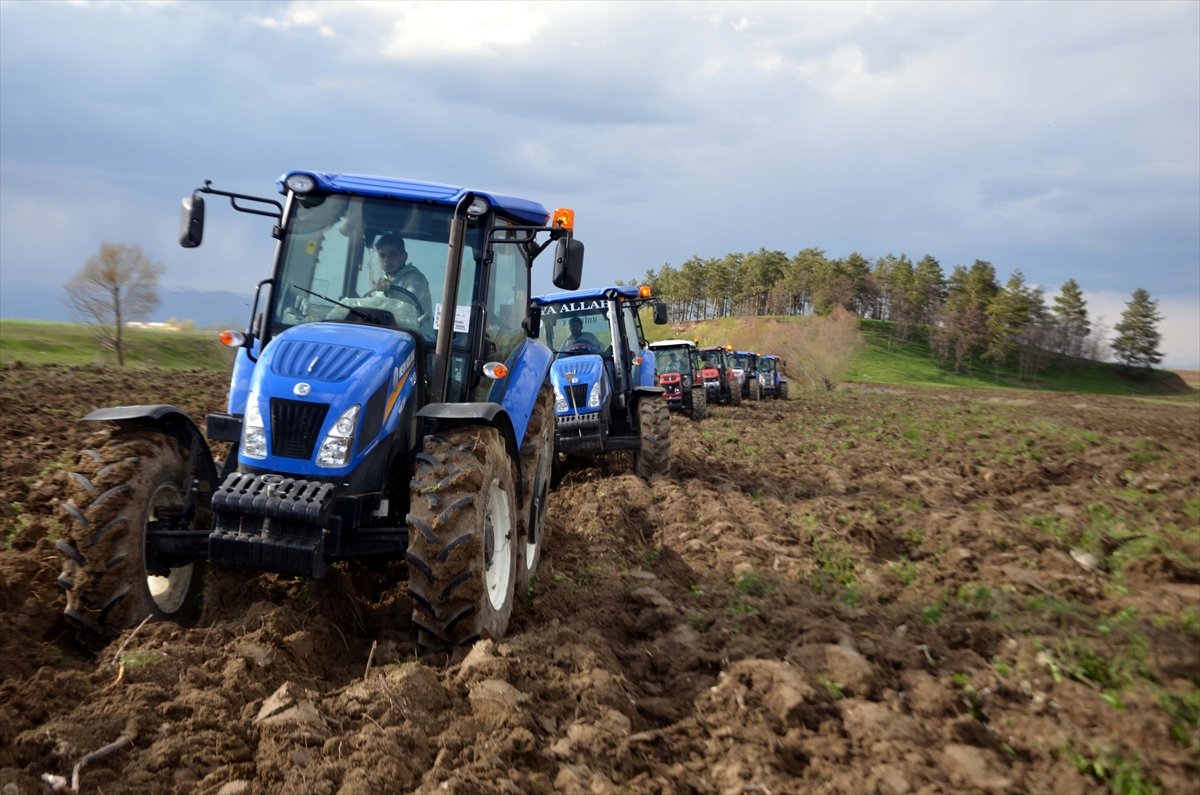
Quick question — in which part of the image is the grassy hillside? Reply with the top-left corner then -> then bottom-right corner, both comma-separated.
0,320 -> 235,370
646,313 -> 1195,398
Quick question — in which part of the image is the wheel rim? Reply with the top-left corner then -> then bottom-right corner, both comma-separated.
484,476 -> 514,611
144,481 -> 194,615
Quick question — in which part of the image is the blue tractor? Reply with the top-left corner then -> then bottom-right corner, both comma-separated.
532,286 -> 670,479
54,170 -> 583,650
756,354 -> 790,400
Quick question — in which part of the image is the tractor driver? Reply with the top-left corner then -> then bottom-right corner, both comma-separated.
372,233 -> 433,322
563,316 -> 601,351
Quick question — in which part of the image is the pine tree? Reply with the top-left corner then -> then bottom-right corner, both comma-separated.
1112,288 -> 1164,368
1052,278 -> 1091,360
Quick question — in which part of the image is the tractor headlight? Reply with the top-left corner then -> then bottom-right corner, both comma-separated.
317,404 -> 360,467
588,381 -> 602,408
553,385 -> 568,413
242,395 -> 267,459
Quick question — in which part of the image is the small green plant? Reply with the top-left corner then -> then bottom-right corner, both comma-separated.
119,651 -> 164,669
992,657 -> 1012,675
890,560 -> 920,587
817,674 -> 845,699
732,569 -> 774,597
921,598 -> 946,625
1064,744 -> 1162,795
643,545 -> 664,566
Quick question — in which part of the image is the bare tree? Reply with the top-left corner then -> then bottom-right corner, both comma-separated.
63,242 -> 165,366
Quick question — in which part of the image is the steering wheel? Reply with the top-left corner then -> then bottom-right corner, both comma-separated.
563,340 -> 599,355
381,283 -> 425,316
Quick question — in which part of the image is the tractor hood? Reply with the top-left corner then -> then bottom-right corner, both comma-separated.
238,322 -> 419,478
549,354 -> 610,417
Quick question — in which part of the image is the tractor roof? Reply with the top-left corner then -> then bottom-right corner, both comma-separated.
758,354 -> 780,360
648,339 -> 697,349
278,170 -> 551,226
532,286 -> 644,305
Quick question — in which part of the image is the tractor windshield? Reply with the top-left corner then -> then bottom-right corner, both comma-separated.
654,348 -> 691,375
541,306 -> 613,358
758,358 -> 776,373
730,353 -> 752,369
269,193 -> 482,346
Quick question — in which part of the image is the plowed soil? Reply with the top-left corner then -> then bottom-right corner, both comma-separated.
1,363 -> 1197,795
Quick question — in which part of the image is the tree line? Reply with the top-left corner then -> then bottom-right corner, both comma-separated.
61,241 -> 1166,374
629,249 -> 1166,377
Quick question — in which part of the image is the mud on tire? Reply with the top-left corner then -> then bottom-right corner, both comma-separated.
691,385 -> 707,421
749,379 -> 761,402
634,396 -> 671,478
729,379 -> 742,406
516,385 -> 554,594
780,381 -> 789,400
57,430 -> 205,646
406,426 -> 518,649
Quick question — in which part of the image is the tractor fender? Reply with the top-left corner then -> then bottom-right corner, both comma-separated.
417,402 -> 518,461
630,386 -> 666,402
80,404 -> 220,497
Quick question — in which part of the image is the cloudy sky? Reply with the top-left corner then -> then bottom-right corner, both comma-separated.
2,0 -> 1197,365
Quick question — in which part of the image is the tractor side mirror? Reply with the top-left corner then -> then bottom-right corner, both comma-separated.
653,301 -> 668,325
552,238 -> 584,290
525,304 -> 542,339
180,193 -> 205,248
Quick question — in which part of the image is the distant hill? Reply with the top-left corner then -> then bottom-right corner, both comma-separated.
0,284 -> 252,329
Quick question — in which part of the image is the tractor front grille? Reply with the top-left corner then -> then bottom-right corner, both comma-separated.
566,384 -> 589,409
270,398 -> 329,459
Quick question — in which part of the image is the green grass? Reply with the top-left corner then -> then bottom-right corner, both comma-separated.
851,319 -> 1194,396
0,320 -> 235,370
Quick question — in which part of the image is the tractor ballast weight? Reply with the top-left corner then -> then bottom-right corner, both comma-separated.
696,346 -> 742,406
533,286 -> 671,479
55,170 -> 584,650
647,339 -> 706,421
756,354 -> 789,400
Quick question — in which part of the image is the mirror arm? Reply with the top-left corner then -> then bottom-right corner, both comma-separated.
196,181 -> 284,221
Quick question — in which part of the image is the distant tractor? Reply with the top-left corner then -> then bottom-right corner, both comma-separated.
533,286 -> 671,479
648,339 -> 706,421
55,170 -> 584,651
757,354 -> 789,400
696,345 -> 742,406
729,350 -> 760,401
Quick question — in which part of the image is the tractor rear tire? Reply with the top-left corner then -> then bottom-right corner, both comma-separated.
690,385 -> 707,421
516,385 -> 554,595
406,427 -> 518,649
57,429 -> 204,647
780,381 -> 790,400
634,397 -> 671,479
749,379 -> 761,402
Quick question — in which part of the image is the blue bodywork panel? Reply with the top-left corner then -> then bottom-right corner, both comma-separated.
490,338 -> 554,447
549,352 -> 610,421
278,170 -> 550,227
239,322 -> 419,478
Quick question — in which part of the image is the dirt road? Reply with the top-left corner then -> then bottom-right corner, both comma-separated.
1,364 -> 1196,794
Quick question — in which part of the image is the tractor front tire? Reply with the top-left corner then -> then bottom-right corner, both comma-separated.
516,385 -> 554,595
749,379 -> 761,402
690,386 -> 707,421
634,397 -> 671,479
57,430 -> 204,647
780,381 -> 790,400
730,381 -> 743,406
407,427 -> 519,650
